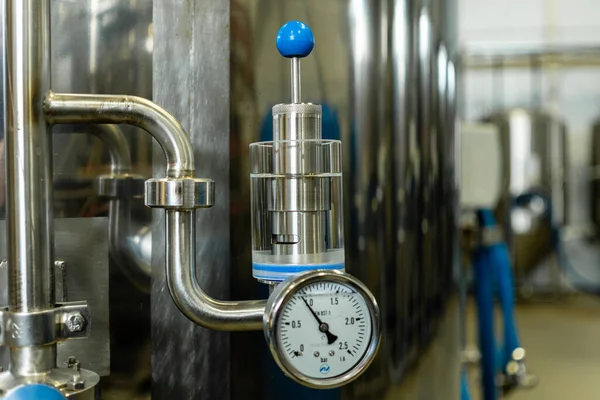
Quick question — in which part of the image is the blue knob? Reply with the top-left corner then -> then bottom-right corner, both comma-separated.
5,384 -> 66,400
276,20 -> 314,58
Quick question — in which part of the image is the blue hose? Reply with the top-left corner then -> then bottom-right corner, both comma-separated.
489,241 -> 520,369
473,230 -> 498,400
461,368 -> 472,400
474,209 -> 523,400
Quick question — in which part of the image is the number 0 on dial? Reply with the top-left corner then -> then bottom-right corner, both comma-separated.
263,270 -> 381,389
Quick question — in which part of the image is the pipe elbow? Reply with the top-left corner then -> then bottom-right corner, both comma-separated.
167,279 -> 266,331
165,210 -> 265,331
44,91 -> 195,178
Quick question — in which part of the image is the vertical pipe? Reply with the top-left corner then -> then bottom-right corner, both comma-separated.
291,57 -> 301,103
4,0 -> 54,312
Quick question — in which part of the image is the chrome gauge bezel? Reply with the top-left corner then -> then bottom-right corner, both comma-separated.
263,269 -> 381,389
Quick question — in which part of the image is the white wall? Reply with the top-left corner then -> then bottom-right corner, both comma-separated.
459,0 -> 600,228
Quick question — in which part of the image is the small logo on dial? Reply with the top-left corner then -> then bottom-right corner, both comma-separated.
320,364 -> 331,375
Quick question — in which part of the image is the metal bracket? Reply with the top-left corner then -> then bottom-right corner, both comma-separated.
0,301 -> 90,347
54,259 -> 68,303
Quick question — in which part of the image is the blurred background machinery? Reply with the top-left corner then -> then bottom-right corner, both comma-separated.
461,45 -> 600,298
459,3 -> 600,396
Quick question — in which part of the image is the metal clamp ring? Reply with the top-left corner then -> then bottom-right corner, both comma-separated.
145,177 -> 215,210
97,174 -> 146,199
0,301 -> 90,347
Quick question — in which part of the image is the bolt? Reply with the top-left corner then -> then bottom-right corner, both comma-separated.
329,350 -> 335,357
65,356 -> 82,374
65,313 -> 86,333
313,351 -> 320,358
67,375 -> 85,391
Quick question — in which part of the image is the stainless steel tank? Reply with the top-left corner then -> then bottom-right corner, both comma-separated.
0,0 -> 461,398
51,2 -> 154,396
592,119 -> 600,230
228,0 -> 461,398
487,109 -> 567,282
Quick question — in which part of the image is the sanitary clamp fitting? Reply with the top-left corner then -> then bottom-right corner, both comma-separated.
0,301 -> 91,347
145,177 -> 215,210
97,174 -> 146,199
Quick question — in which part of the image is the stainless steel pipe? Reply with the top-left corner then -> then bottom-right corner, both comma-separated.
43,92 -> 195,178
89,124 -> 133,175
4,0 -> 54,314
9,346 -> 56,377
166,210 -> 265,331
108,200 -> 152,292
3,0 -> 56,378
291,58 -> 301,103
44,93 -> 265,330
57,125 -> 152,292
94,124 -> 152,293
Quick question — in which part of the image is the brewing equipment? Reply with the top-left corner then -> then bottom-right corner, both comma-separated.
0,0 -> 461,398
0,0 -> 385,395
592,119 -> 600,230
487,109 -> 567,282
231,0 -> 460,398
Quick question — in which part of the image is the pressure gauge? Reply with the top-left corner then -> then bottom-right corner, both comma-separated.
264,270 -> 381,388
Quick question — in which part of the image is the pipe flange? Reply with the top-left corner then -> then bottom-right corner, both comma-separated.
145,177 -> 215,209
97,174 -> 146,198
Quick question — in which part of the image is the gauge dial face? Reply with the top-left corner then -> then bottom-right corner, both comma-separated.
275,280 -> 373,380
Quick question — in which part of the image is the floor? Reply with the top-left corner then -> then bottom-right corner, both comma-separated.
467,294 -> 600,399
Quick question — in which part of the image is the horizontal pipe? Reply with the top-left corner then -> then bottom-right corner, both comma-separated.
43,91 -> 195,178
464,44 -> 600,59
166,210 -> 265,331
463,44 -> 600,69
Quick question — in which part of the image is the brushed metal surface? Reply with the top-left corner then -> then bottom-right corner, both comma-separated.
152,0 -> 231,398
230,0 -> 460,398
0,218 -> 110,376
592,120 -> 600,229
487,109 -> 567,277
5,0 -> 54,314
50,0 -> 154,182
0,0 -> 152,395
45,92 -> 196,179
3,0 -> 56,378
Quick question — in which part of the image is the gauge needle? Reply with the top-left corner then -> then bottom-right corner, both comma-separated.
301,297 -> 338,345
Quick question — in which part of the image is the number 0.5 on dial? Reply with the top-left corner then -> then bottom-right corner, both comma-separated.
264,270 -> 381,389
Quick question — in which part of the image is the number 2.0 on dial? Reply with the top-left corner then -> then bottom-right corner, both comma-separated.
278,281 -> 372,379
264,270 -> 380,388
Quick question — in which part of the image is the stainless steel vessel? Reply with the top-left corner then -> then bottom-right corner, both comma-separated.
591,119 -> 600,230
487,109 -> 567,280
0,0 -> 461,398
229,0 -> 460,398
